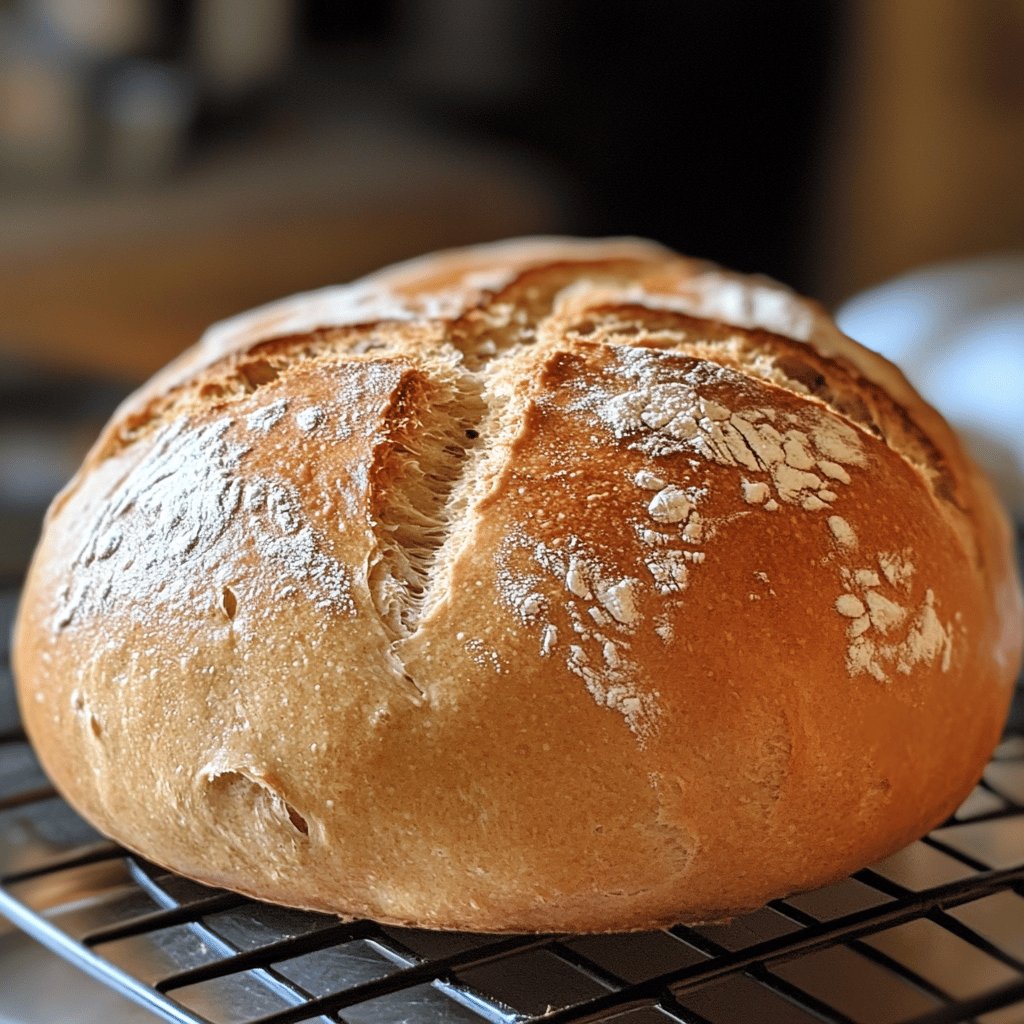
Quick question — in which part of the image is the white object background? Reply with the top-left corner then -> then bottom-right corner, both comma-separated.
837,255 -> 1024,518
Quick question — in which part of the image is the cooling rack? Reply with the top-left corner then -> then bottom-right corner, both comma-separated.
2,581 -> 1024,1024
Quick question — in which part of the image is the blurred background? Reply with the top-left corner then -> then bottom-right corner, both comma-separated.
0,5 -> 1023,1016
0,0 -> 1023,578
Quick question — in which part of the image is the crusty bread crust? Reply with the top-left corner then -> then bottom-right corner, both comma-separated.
13,238 -> 1023,931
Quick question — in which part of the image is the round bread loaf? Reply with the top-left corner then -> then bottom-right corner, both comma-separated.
13,237 -> 1024,932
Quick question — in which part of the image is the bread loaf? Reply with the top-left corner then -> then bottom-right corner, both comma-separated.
13,237 -> 1023,931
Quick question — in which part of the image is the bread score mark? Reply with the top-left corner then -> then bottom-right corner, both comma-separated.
363,364 -> 488,696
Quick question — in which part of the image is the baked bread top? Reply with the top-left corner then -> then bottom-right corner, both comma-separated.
14,237 -> 1023,931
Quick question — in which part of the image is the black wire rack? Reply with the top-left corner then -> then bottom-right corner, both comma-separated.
3,579 -> 1024,1024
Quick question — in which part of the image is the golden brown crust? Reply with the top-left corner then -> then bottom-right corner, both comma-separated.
13,237 -> 1023,932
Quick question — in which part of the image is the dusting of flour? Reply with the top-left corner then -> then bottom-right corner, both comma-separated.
56,407 -> 355,634
493,345 -> 883,738
835,551 -> 954,681
495,529 -> 658,739
583,347 -> 866,514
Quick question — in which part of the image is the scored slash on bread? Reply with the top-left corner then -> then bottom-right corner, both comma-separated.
13,237 -> 1023,932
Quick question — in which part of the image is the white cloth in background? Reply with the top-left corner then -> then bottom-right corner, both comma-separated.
838,255 -> 1024,518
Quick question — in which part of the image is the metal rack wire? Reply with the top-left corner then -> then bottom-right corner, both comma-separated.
2,581 -> 1023,1024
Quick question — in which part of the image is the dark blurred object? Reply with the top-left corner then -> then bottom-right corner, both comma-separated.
820,0 -> 1024,301
193,0 -> 296,102
25,0 -> 159,55
0,1 -> 843,319
0,113 -> 565,378
0,0 -> 297,187
2,0 -> 1024,378
0,359 -> 129,582
100,59 -> 194,181
0,28 -> 91,182
398,0 -> 538,107
393,0 -> 842,290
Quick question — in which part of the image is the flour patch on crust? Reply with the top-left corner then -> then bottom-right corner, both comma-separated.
57,409 -> 356,634
496,530 -> 658,740
836,552 -> 954,682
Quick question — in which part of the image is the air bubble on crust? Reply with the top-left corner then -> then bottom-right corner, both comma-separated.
237,359 -> 281,390
203,768 -> 313,840
70,689 -> 103,740
285,802 -> 309,835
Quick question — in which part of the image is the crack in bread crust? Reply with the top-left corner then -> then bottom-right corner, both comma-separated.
365,367 -> 486,653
